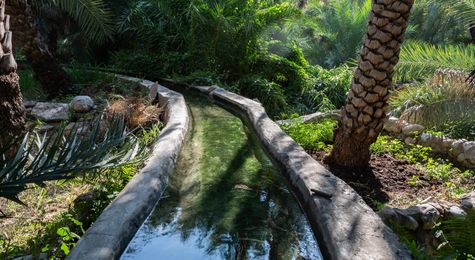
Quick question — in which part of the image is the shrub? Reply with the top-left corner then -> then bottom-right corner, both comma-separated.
238,76 -> 288,117
311,65 -> 353,109
281,119 -> 336,150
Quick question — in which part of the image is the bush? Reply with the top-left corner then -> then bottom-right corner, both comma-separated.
238,76 -> 288,117
281,119 -> 336,150
311,65 -> 352,109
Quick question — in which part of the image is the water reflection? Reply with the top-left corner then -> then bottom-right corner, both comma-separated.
122,95 -> 322,260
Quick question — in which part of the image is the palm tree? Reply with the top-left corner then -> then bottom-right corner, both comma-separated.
326,0 -> 414,167
6,0 -> 114,96
7,0 -> 74,96
0,0 -> 25,156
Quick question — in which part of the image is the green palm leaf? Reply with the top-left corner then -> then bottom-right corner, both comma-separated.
35,0 -> 115,44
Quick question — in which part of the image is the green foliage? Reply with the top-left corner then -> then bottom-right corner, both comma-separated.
18,70 -> 46,101
370,135 -> 473,191
34,0 -> 115,44
395,41 -> 475,82
290,0 -> 370,67
436,211 -> 475,259
429,0 -> 475,43
255,53 -> 315,94
438,117 -> 475,140
311,65 -> 352,109
0,116 -> 142,203
281,119 -> 336,150
408,0 -> 468,44
389,71 -> 475,140
370,135 -> 406,156
110,50 -> 165,78
115,0 -> 298,76
238,76 -> 288,116
0,122 -> 158,258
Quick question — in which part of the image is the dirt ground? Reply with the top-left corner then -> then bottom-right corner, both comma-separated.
308,150 -> 467,209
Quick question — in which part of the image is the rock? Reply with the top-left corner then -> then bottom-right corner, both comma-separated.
378,207 -> 419,231
400,105 -> 423,124
419,133 -> 433,144
149,82 -> 159,102
402,124 -> 425,136
456,153 -> 466,163
30,102 -> 69,122
460,191 -> 475,210
70,96 -> 95,113
419,134 -> 454,153
379,206 -> 398,221
463,142 -> 475,164
384,116 -> 404,133
24,100 -> 37,108
419,204 -> 441,230
450,140 -> 466,156
404,204 -> 440,230
449,205 -> 467,218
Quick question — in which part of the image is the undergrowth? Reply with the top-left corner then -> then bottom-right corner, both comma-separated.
281,118 -> 336,151
371,136 -> 473,196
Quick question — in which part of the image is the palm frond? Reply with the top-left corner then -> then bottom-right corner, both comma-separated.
38,0 -> 116,44
395,40 -> 475,82
0,116 -> 143,203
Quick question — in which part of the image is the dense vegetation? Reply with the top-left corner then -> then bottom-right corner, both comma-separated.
2,0 -> 475,258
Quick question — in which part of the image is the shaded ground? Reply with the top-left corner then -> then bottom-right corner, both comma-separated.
309,151 -> 445,209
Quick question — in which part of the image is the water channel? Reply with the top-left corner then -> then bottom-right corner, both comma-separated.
121,93 -> 322,259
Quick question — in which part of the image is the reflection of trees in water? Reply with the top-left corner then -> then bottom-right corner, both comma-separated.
147,102 -> 310,259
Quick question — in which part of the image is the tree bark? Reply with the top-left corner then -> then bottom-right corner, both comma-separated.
6,0 -> 73,96
326,0 -> 414,167
0,0 -> 25,155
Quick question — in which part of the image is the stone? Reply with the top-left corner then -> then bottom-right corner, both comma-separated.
383,116 -> 403,133
419,134 -> 447,153
30,102 -> 69,122
463,142 -> 475,163
70,96 -> 95,113
419,204 -> 441,230
404,204 -> 440,230
24,100 -> 37,108
450,140 -> 466,157
456,153 -> 466,163
379,207 -> 419,231
149,82 -> 159,101
402,124 -> 425,136
460,191 -> 475,210
449,206 -> 467,218
419,133 -> 433,144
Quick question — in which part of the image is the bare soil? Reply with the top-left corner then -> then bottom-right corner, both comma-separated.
309,150 -> 456,209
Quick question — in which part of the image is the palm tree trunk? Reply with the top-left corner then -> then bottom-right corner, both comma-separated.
0,0 -> 25,155
326,0 -> 414,167
6,0 -> 73,96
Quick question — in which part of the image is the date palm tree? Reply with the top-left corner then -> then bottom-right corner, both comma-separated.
326,0 -> 414,167
6,0 -> 114,96
0,0 -> 25,156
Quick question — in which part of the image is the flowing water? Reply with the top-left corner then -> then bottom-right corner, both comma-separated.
121,94 -> 322,260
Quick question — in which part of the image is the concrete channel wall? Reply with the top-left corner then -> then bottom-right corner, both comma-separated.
67,78 -> 190,260
191,85 -> 412,260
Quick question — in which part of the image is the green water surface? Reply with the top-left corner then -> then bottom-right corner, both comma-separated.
121,94 -> 322,260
